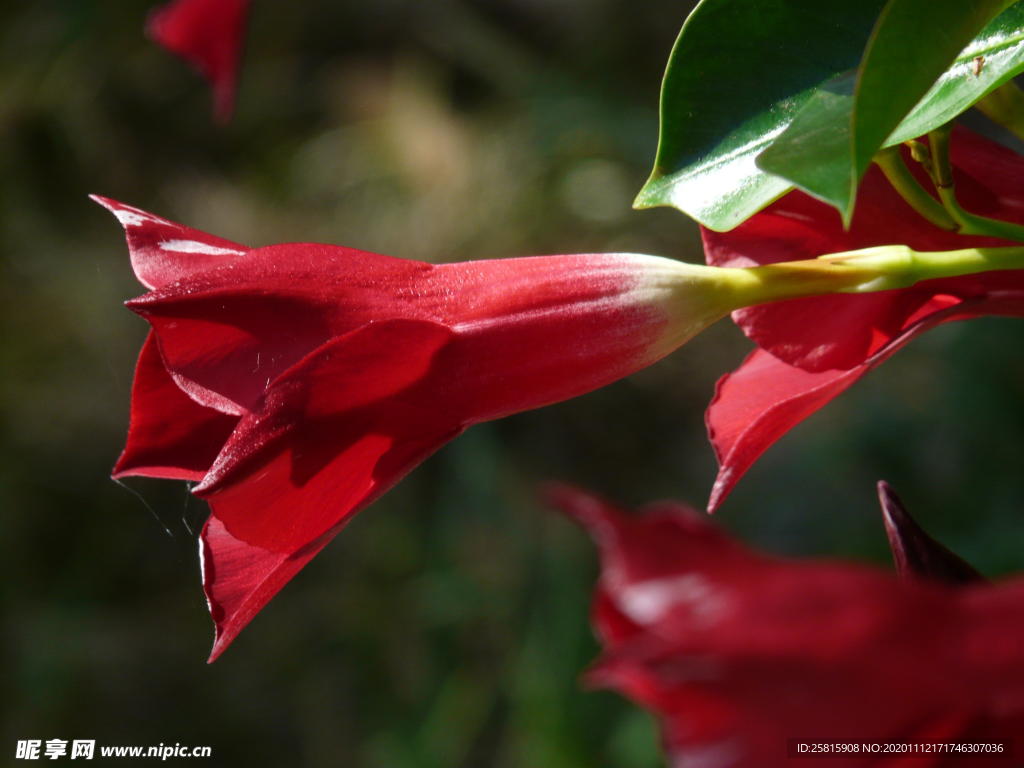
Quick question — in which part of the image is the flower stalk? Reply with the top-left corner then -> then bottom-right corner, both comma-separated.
694,244 -> 1024,312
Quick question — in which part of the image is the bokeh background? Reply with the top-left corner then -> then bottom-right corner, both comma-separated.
3,1 -> 1024,765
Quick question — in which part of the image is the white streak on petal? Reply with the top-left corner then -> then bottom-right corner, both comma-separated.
112,207 -> 173,228
618,573 -> 731,628
159,239 -> 248,257
198,535 -> 213,614
170,371 -> 247,417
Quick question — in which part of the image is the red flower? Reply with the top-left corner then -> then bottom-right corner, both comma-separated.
147,0 -> 251,123
703,126 -> 1024,511
548,484 -> 1024,766
95,196 -> 732,660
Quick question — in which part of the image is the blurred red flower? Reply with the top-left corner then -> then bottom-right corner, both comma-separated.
549,484 -> 1024,766
95,196 -> 724,660
147,0 -> 251,123
703,126 -> 1024,511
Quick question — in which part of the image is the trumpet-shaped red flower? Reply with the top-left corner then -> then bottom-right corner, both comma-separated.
549,484 -> 1024,766
703,126 -> 1024,511
95,196 -> 734,660
147,0 -> 251,123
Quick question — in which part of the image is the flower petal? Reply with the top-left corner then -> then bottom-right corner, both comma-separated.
193,321 -> 465,658
200,514 -> 329,663
200,417 -> 462,660
91,195 -> 250,290
703,126 -> 1024,372
146,0 -> 251,123
113,332 -> 239,481
705,293 -> 1024,511
546,483 -> 752,646
195,318 -> 457,498
127,244 -> 434,414
706,348 -> 874,514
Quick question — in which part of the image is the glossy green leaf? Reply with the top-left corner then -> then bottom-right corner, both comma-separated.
888,2 -> 1024,144
759,0 -> 1016,223
753,71 -> 858,218
643,0 -> 1024,231
634,0 -> 887,232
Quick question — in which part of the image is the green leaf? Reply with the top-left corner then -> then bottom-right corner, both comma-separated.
634,0 -> 887,232
753,71 -> 858,217
643,0 -> 1024,231
888,3 -> 1024,144
759,0 -> 1016,223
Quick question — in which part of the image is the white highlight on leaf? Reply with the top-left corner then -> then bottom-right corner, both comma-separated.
159,239 -> 247,257
960,28 -> 1024,60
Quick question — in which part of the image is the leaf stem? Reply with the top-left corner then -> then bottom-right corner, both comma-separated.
872,147 -> 957,231
924,122 -> 1024,244
975,80 -> 1024,143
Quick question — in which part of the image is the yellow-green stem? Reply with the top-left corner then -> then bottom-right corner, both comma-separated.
873,147 -> 957,231
926,123 -> 1024,244
717,244 -> 1024,311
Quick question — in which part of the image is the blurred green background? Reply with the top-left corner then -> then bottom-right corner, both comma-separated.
3,1 -> 1024,765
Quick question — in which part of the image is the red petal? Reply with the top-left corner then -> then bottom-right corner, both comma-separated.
194,321 -> 465,657
127,244 -> 433,414
703,126 -> 1024,371
146,0 -> 251,123
552,485 -> 1024,765
706,348 -> 872,513
91,195 -> 249,290
705,294 -> 1024,511
195,319 -> 460,547
113,332 -> 239,481
547,484 -> 754,646
201,515 -> 331,662
200,418 -> 462,659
